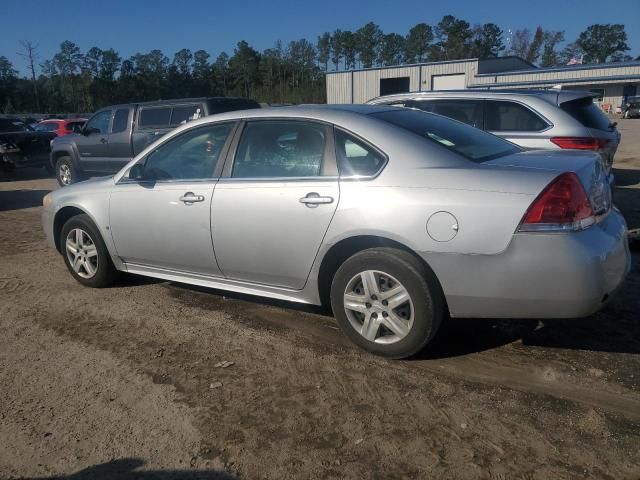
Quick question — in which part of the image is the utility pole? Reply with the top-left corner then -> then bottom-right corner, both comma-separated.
18,40 -> 41,112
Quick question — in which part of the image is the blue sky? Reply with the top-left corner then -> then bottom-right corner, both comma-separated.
1,0 -> 638,75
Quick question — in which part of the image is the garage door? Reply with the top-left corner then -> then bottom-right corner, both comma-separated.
432,74 -> 466,91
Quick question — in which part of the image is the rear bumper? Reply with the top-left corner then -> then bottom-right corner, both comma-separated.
422,209 -> 631,319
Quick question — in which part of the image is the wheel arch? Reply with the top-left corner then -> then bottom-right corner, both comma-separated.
316,235 -> 447,313
51,145 -> 80,171
53,206 -> 90,253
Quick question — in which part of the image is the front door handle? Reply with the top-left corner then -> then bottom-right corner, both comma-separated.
100,137 -> 107,144
299,192 -> 334,208
179,192 -> 205,204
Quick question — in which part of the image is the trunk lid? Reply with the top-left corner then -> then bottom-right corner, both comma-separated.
485,149 -> 612,216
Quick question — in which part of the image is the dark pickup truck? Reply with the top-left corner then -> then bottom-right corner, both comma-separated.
0,118 -> 56,174
50,97 -> 260,185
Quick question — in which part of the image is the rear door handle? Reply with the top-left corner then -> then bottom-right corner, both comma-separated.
100,137 -> 107,144
179,192 -> 205,204
299,192 -> 334,208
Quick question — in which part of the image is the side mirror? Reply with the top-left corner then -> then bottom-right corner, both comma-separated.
129,163 -> 145,181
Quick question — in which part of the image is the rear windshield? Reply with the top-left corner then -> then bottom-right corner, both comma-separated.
561,97 -> 612,131
371,109 -> 520,162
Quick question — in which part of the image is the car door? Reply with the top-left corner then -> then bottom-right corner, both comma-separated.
109,122 -> 236,276
484,100 -> 551,149
211,120 -> 339,289
75,109 -> 112,172
131,105 -> 174,156
104,107 -> 134,173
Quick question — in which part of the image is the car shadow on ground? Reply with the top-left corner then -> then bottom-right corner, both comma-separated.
0,189 -> 51,211
18,458 -> 237,480
164,252 -> 639,359
0,167 -> 53,183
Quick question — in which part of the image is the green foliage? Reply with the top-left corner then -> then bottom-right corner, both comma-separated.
471,23 -> 505,58
0,21 -> 634,114
405,23 -> 433,63
577,24 -> 629,63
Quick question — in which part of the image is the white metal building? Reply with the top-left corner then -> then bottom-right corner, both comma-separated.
326,56 -> 640,110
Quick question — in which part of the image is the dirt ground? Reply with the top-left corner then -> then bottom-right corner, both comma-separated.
1,120 -> 639,480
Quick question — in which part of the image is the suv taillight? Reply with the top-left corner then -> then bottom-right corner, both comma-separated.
518,172 -> 595,232
550,137 -> 610,150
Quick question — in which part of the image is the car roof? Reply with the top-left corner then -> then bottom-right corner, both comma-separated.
368,89 -> 593,106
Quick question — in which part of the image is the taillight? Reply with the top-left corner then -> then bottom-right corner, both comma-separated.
518,172 -> 595,232
550,137 -> 610,150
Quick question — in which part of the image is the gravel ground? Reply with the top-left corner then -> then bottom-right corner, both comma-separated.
1,120 -> 639,480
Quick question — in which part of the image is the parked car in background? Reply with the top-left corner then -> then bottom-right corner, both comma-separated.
42,105 -> 629,358
623,96 -> 640,119
50,96 -> 260,186
35,118 -> 87,137
368,90 -> 620,184
0,117 -> 55,173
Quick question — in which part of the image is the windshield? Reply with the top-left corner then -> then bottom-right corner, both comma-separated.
0,118 -> 32,133
371,109 -> 520,162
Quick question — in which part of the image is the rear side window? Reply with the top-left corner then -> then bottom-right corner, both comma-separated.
335,130 -> 386,177
139,107 -> 171,128
485,101 -> 548,132
410,99 -> 483,128
232,121 -> 327,178
561,97 -> 612,131
170,105 -> 202,126
372,109 -> 519,162
112,108 -> 130,134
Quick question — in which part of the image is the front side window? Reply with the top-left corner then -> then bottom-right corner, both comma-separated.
335,130 -> 385,177
485,101 -> 548,132
410,99 -> 483,128
138,107 -> 172,129
142,123 -> 233,181
372,109 -> 519,163
232,121 -> 327,178
85,110 -> 111,134
112,108 -> 130,134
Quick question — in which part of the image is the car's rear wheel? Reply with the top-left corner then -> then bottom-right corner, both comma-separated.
56,156 -> 79,186
60,214 -> 118,288
330,247 -> 444,359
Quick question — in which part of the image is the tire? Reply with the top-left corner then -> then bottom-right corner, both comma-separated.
60,214 -> 119,288
330,248 -> 444,359
56,156 -> 80,186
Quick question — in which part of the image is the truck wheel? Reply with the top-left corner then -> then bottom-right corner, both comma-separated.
56,156 -> 79,186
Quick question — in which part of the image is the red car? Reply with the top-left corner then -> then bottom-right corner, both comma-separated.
35,118 -> 87,137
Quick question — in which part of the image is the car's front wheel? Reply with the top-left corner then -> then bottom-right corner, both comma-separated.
60,214 -> 119,288
330,247 -> 444,359
56,156 -> 79,186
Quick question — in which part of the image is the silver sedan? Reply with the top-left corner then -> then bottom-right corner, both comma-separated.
42,105 -> 631,358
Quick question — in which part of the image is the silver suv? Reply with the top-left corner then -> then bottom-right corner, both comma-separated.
368,89 -> 621,180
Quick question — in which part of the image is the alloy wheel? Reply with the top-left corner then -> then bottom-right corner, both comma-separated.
343,270 -> 414,344
59,163 -> 72,185
65,228 -> 99,279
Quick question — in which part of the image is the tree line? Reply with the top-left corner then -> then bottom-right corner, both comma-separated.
0,16 -> 634,115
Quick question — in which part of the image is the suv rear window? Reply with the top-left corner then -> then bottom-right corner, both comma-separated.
561,97 -> 612,131
372,109 -> 519,162
139,107 -> 172,128
170,105 -> 202,126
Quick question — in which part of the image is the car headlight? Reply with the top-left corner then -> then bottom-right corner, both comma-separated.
42,193 -> 53,209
